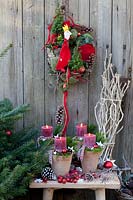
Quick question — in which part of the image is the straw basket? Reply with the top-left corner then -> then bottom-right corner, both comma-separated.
51,153 -> 73,176
81,151 -> 101,173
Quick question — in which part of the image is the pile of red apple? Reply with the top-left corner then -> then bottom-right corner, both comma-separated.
57,170 -> 82,184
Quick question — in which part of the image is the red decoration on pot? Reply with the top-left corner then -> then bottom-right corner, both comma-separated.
103,160 -> 113,169
94,144 -> 99,148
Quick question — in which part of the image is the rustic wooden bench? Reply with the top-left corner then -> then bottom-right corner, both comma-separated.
30,173 -> 120,200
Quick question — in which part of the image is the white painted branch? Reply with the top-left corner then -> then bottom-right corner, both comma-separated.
94,53 -> 130,161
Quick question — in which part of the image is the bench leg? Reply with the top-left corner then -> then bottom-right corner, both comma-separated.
95,189 -> 105,200
43,189 -> 54,200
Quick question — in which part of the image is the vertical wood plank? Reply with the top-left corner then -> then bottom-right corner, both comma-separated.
112,0 -> 133,169
23,0 -> 45,128
69,0 -> 79,23
67,0 -> 81,135
112,0 -> 128,75
123,0 -> 133,170
44,0 -> 63,128
112,0 -> 125,163
67,0 -> 80,135
0,0 -> 23,105
89,0 -> 112,124
78,0 -> 90,27
67,0 -> 90,136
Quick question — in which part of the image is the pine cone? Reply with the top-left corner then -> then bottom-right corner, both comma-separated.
55,105 -> 64,125
41,167 -> 56,180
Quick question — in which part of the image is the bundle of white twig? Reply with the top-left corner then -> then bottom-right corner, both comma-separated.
95,53 -> 130,161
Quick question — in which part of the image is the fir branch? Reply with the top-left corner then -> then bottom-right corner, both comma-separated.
0,98 -> 13,114
0,104 -> 30,122
0,98 -> 52,199
51,5 -> 64,34
87,123 -> 98,133
0,165 -> 29,200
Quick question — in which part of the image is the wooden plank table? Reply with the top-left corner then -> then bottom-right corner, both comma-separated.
30,173 -> 120,200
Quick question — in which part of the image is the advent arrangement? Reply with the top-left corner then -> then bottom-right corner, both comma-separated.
36,5 -> 131,190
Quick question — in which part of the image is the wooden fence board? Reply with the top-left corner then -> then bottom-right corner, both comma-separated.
112,0 -> 127,160
89,0 -> 112,124
123,0 -> 133,169
65,0 -> 90,135
113,0 -> 133,168
23,0 -> 45,128
44,0 -> 63,128
0,0 -> 23,106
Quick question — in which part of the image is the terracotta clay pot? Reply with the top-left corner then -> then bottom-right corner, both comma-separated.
52,153 -> 73,177
81,151 -> 101,173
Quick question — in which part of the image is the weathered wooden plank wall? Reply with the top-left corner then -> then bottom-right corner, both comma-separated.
0,1 -> 132,198
0,0 -> 23,129
111,0 -> 133,168
23,0 -> 45,127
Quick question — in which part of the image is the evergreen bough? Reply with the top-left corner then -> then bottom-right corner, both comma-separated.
0,99 -> 51,200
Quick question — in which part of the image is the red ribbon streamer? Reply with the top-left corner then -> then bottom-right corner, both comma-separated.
62,90 -> 69,136
62,68 -> 71,136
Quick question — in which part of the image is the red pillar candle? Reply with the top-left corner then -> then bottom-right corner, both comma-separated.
76,123 -> 87,137
84,133 -> 96,148
41,125 -> 53,138
54,137 -> 67,152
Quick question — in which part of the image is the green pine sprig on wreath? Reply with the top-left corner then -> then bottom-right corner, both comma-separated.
51,4 -> 64,34
68,47 -> 84,71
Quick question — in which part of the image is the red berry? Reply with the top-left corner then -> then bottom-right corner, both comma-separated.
58,179 -> 62,183
62,178 -> 67,184
66,173 -> 70,178
58,175 -> 63,180
43,178 -> 47,183
73,179 -> 77,183
66,178 -> 70,182
75,176 -> 79,180
57,176 -> 63,183
62,149 -> 67,153
70,178 -> 73,183
94,144 -> 99,148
